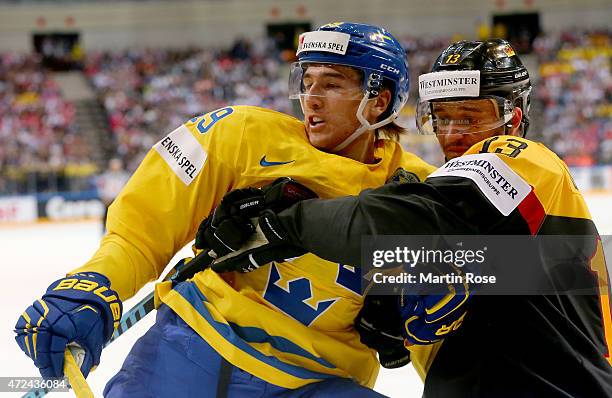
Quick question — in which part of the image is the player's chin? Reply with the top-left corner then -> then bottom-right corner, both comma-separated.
443,147 -> 467,160
306,130 -> 337,151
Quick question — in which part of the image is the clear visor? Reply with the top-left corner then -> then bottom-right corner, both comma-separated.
416,96 -> 515,135
288,62 -> 381,102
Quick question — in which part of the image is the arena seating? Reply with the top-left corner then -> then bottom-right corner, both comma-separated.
0,30 -> 609,194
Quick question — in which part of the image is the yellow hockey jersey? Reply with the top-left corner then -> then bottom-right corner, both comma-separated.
408,135 -> 611,381
71,106 -> 435,389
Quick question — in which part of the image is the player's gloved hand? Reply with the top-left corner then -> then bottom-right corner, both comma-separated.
195,177 -> 317,271
356,264 -> 469,364
210,209 -> 306,273
356,293 -> 411,369
15,272 -> 122,378
195,187 -> 264,259
399,266 -> 469,345
195,177 -> 317,259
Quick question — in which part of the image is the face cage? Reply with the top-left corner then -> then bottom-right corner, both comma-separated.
515,86 -> 532,137
416,96 -> 515,136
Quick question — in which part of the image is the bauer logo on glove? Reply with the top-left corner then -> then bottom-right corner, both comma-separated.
15,272 -> 122,378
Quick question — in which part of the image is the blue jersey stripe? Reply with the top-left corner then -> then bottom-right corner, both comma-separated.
228,322 -> 336,369
174,281 -> 339,381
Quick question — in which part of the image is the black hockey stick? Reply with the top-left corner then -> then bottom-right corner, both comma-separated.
22,250 -> 216,398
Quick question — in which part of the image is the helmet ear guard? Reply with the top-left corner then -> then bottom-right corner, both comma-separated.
366,72 -> 383,97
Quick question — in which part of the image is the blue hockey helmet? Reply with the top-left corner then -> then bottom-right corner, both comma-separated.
289,22 -> 410,150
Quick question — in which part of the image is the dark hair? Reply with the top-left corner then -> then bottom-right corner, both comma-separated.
377,121 -> 406,141
375,79 -> 406,141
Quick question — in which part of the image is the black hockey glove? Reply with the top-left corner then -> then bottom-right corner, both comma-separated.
195,188 -> 263,259
210,209 -> 307,273
356,292 -> 411,369
195,177 -> 317,264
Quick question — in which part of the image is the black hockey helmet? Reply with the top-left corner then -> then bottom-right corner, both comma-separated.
417,39 -> 532,136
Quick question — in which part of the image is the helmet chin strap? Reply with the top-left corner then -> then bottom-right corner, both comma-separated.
330,95 -> 399,152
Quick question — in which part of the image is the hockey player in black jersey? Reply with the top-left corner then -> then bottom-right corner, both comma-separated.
200,39 -> 612,397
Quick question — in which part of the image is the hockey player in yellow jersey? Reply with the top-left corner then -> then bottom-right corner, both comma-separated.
204,39 -> 612,397
14,23 -> 436,397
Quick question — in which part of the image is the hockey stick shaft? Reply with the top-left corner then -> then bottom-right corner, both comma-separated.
109,251 -> 215,342
63,347 -> 94,398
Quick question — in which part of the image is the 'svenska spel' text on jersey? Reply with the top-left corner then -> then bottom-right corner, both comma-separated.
158,135 -> 197,179
153,125 -> 207,185
161,136 -> 182,160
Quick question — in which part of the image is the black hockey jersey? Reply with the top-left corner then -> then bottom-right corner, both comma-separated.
274,136 -> 612,397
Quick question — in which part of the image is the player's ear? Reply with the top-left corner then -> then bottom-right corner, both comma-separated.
368,89 -> 392,121
507,107 -> 523,136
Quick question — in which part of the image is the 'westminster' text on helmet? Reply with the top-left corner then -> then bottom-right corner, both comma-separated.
417,39 -> 532,136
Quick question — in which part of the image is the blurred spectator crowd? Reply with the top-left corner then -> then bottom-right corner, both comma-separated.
0,29 -> 610,195
84,38 -> 288,171
532,29 -> 611,166
0,53 -> 93,194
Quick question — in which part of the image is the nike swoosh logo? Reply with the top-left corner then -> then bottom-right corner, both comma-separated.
260,155 -> 295,167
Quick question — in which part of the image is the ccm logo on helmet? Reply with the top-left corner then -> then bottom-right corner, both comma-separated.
380,64 -> 400,74
514,70 -> 528,79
